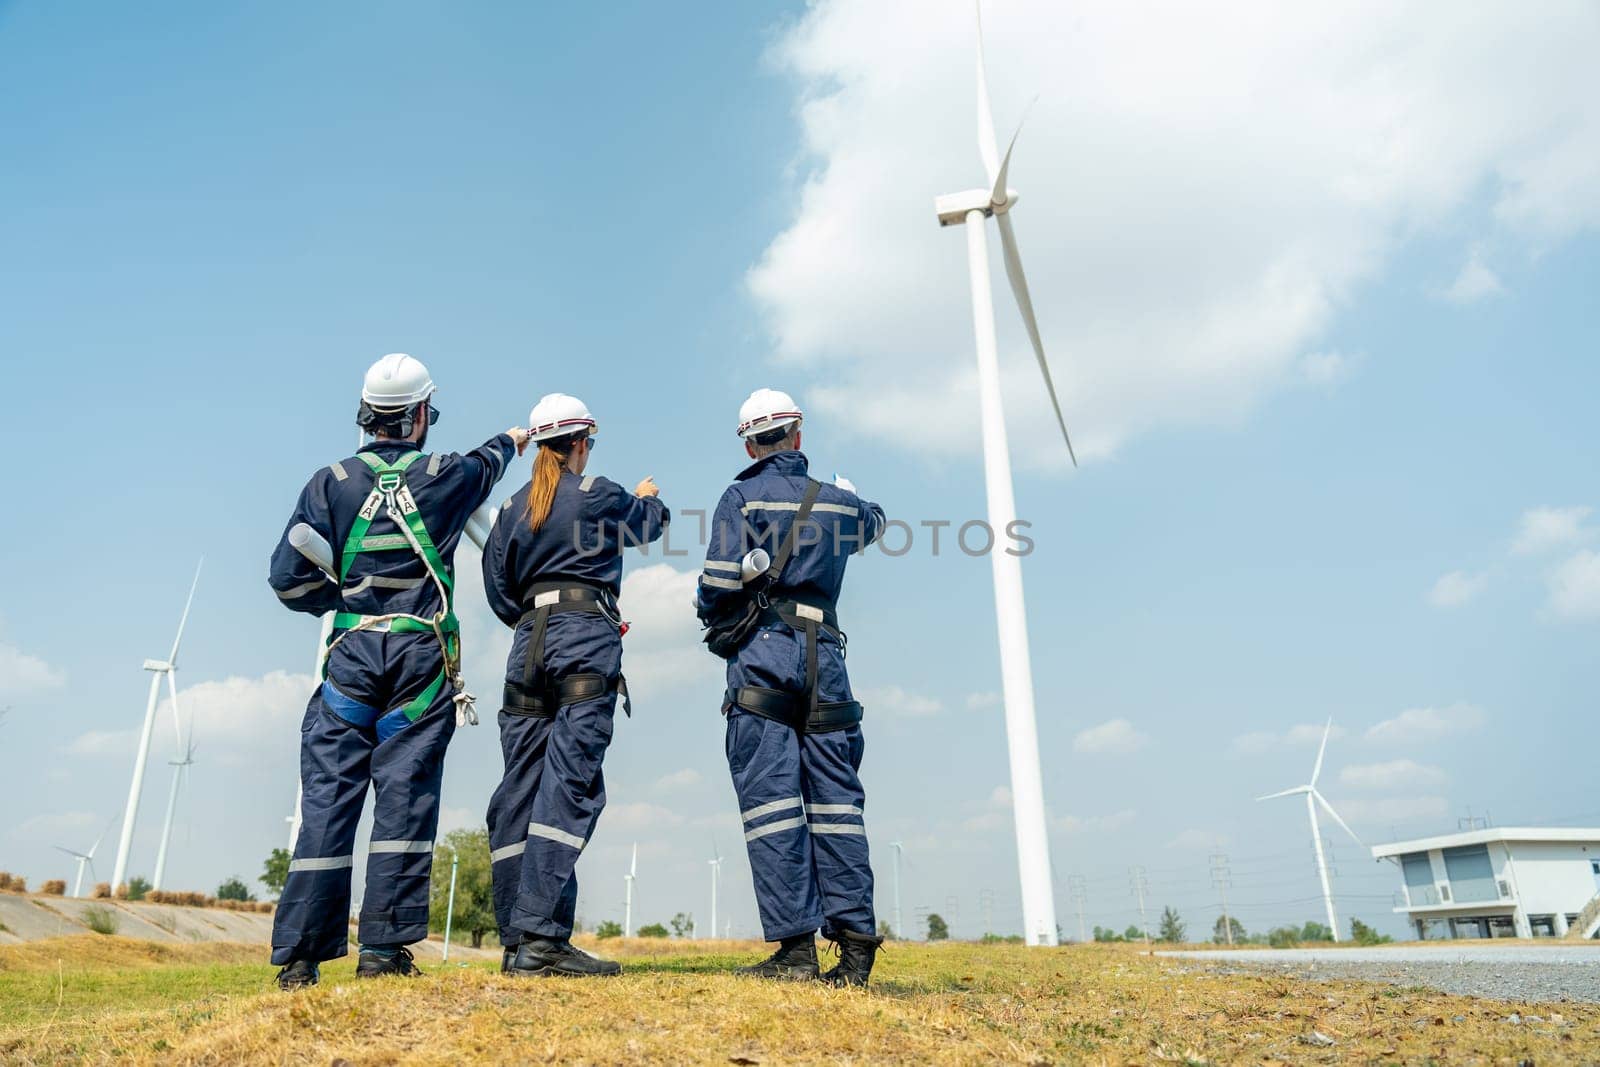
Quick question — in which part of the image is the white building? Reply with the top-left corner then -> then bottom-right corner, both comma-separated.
1373,828 -> 1600,940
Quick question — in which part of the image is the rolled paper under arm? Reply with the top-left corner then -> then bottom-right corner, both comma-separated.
741,548 -> 771,583
464,502 -> 498,550
289,523 -> 336,579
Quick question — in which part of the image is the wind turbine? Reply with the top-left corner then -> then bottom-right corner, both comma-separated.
623,842 -> 637,938
56,815 -> 117,898
933,2 -> 1073,947
111,559 -> 202,891
1256,718 -> 1363,941
151,711 -> 196,892
707,840 -> 723,942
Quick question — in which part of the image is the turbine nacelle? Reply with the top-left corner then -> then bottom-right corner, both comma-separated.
935,187 -> 1021,227
142,658 -> 172,673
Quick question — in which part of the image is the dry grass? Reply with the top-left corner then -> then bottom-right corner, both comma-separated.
0,936 -> 1595,1064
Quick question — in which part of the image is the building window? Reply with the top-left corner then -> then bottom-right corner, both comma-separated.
1530,915 -> 1557,938
1401,853 -> 1438,905
1442,845 -> 1498,904
1489,916 -> 1516,938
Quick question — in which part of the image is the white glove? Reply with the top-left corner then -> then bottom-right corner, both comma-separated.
833,474 -> 858,495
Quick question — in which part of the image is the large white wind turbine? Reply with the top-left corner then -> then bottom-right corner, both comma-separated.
623,843 -> 638,938
111,560 -> 202,891
706,840 -> 723,941
56,815 -> 118,898
1256,718 -> 1364,941
933,3 -> 1074,947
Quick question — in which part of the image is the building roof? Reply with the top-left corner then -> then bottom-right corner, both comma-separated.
1371,827 -> 1600,859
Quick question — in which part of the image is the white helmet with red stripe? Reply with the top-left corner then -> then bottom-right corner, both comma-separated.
736,388 -> 803,439
528,393 -> 597,442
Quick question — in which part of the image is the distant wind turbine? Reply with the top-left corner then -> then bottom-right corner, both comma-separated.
1256,718 -> 1364,941
151,722 -> 196,891
111,559 -> 202,891
706,840 -> 723,941
623,843 -> 637,938
56,815 -> 118,898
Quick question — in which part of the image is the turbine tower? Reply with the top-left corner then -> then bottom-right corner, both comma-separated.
934,3 -> 1075,946
890,840 -> 904,940
151,723 -> 196,891
623,843 -> 638,938
111,560 -> 202,891
707,841 -> 723,941
1256,718 -> 1364,941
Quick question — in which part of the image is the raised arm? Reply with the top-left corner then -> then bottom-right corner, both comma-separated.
268,475 -> 341,617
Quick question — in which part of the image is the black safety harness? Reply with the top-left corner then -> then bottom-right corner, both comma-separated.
502,578 -> 632,719
725,478 -> 864,735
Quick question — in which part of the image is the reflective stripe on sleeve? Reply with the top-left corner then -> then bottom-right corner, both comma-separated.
276,578 -> 330,601
490,841 -> 527,863
288,855 -> 353,873
701,575 -> 741,591
804,804 -> 862,816
807,824 -> 867,836
368,839 -> 434,855
703,560 -> 741,574
739,501 -> 857,517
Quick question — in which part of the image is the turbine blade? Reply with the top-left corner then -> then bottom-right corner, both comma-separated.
996,210 -> 1078,466
989,98 -> 1036,207
168,558 -> 204,664
54,845 -> 82,858
1255,786 -> 1309,802
974,0 -> 1000,185
166,667 -> 185,747
630,842 -> 637,877
1311,718 -> 1333,785
1313,790 -> 1364,847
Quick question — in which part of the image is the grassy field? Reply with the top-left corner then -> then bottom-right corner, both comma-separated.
1,935 -> 1595,1064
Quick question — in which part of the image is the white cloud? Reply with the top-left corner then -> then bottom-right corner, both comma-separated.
1339,759 -> 1448,791
1167,829 -> 1229,851
1512,506 -> 1593,555
965,691 -> 1000,711
1072,717 -> 1148,755
1365,703 -> 1486,745
437,806 -> 481,835
1285,722 -> 1346,747
751,1 -> 1600,466
1301,351 -> 1353,387
1428,570 -> 1488,608
1230,722 -> 1344,755
1436,246 -> 1504,304
0,641 -> 65,696
1229,730 -> 1278,756
1337,795 -> 1451,825
65,728 -> 136,757
653,768 -> 703,792
1546,550 -> 1600,621
603,802 -> 686,832
858,684 -> 942,718
163,670 -> 315,761
1053,809 -> 1137,835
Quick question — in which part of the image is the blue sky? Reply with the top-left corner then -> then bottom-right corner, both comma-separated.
2,0 -> 1596,941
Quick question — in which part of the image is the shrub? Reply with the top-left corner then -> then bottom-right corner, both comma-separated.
40,880 -> 66,896
636,923 -> 669,938
93,882 -> 112,899
216,877 -> 255,902
83,904 -> 120,936
125,877 -> 151,902
1350,918 -> 1392,945
1267,926 -> 1300,948
595,920 -> 623,939
0,872 -> 26,894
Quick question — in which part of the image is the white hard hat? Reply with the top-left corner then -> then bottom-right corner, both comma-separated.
737,388 -> 803,439
528,393 -> 597,442
362,353 -> 436,411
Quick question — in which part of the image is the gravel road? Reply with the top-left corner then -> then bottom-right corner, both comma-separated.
1159,944 -> 1600,1003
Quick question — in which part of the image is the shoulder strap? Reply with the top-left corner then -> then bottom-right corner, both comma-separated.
764,478 -> 821,586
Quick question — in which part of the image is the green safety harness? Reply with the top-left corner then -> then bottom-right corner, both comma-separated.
323,449 -> 477,726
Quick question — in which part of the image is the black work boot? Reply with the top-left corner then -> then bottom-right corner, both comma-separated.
737,933 -> 819,980
821,928 -> 885,987
506,937 -> 622,978
355,944 -> 422,978
275,959 -> 319,990
501,946 -> 515,974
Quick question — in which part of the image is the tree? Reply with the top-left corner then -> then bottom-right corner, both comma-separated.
670,912 -> 695,939
1093,925 -> 1124,942
926,913 -> 950,941
1350,918 -> 1392,945
428,829 -> 495,949
878,920 -> 894,939
1267,926 -> 1300,948
637,922 -> 669,938
216,877 -> 255,902
1213,915 -> 1246,944
126,876 -> 151,902
261,848 -> 290,899
595,920 -> 623,939
1158,906 -> 1186,943
1299,920 -> 1333,943
1123,924 -> 1145,942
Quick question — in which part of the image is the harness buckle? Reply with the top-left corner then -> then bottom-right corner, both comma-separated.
375,471 -> 402,493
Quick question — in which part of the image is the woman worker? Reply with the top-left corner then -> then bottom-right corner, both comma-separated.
482,392 -> 668,977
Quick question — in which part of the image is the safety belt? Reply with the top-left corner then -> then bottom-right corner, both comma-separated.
503,580 -> 632,719
324,450 -> 477,726
729,479 -> 863,733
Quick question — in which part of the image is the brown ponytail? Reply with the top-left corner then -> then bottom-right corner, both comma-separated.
526,435 -> 581,533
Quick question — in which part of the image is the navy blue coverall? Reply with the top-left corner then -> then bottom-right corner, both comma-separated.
482,471 -> 669,943
696,450 -> 885,942
267,434 -> 516,964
